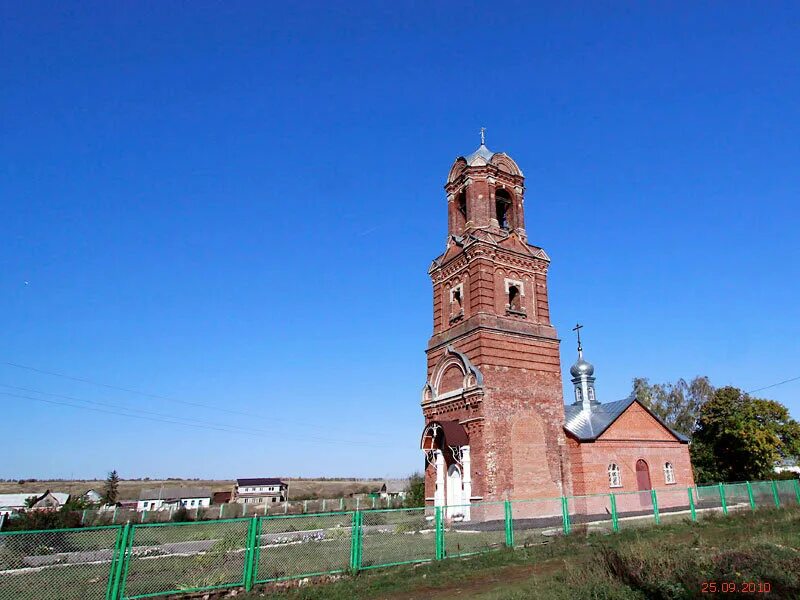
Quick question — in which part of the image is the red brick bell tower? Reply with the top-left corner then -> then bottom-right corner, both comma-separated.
420,135 -> 570,517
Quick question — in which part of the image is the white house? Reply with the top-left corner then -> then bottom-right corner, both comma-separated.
235,478 -> 287,504
0,491 -> 70,517
774,458 -> 800,476
379,480 -> 409,499
137,487 -> 212,512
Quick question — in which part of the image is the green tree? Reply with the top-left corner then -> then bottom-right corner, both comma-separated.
23,495 -> 38,509
690,386 -> 800,483
102,470 -> 120,505
403,472 -> 425,508
632,376 -> 714,437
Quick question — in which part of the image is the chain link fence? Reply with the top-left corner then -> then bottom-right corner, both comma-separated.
0,479 -> 798,599
0,525 -> 122,600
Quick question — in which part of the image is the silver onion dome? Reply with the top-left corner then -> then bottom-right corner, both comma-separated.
570,356 -> 594,378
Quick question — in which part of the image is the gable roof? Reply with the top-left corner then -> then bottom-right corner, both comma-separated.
381,480 -> 409,494
139,487 -> 211,501
564,396 -> 689,443
236,478 -> 286,487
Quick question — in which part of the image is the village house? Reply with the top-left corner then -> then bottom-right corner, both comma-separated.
137,487 -> 212,512
0,491 -> 70,517
379,480 -> 409,500
234,478 -> 287,504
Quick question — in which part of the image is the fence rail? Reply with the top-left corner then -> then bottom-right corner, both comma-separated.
0,479 -> 798,600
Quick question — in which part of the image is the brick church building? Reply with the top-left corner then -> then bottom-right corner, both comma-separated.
419,137 -> 694,519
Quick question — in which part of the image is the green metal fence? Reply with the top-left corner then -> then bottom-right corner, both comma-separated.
1,479 -> 798,600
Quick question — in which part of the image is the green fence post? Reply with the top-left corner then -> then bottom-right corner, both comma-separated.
116,522 -> 136,600
651,489 -> 660,524
112,506 -> 117,524
746,481 -> 755,510
771,480 -> 781,508
105,525 -> 126,600
718,483 -> 728,515
503,500 -> 514,547
435,506 -> 444,559
794,480 -> 800,505
304,500 -> 308,513
688,487 -> 697,522
340,498 -> 344,510
349,511 -> 363,572
610,493 -> 619,532
560,496 -> 571,535
322,499 -> 326,512
243,516 -> 258,591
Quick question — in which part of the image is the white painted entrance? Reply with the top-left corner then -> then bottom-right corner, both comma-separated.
446,464 -> 464,518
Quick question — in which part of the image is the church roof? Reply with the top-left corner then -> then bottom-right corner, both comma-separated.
463,143 -> 495,164
563,395 -> 689,443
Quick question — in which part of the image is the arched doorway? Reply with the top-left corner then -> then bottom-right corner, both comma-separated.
446,464 -> 463,517
636,459 -> 652,507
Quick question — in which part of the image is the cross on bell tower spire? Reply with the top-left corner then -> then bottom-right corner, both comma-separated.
480,126 -> 486,146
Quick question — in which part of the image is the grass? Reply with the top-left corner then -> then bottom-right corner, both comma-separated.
241,506 -> 800,600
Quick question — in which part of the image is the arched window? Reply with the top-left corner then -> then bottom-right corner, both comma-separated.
495,189 -> 511,230
457,191 -> 467,220
508,285 -> 521,312
663,462 -> 675,484
608,463 -> 621,488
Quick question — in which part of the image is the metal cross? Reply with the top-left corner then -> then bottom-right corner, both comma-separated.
480,127 -> 486,145
572,323 -> 583,352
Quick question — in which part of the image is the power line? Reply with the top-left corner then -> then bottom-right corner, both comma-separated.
0,389 -> 394,447
747,375 -> 800,395
1,360 -> 385,440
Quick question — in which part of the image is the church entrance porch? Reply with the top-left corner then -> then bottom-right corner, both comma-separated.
421,420 -> 471,521
636,459 -> 652,508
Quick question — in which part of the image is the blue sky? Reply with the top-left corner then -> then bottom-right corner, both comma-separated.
1,2 -> 799,480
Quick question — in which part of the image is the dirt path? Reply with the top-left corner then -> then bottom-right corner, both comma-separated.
376,558 -> 567,600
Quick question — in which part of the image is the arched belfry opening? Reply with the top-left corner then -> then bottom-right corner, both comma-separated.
495,188 -> 512,230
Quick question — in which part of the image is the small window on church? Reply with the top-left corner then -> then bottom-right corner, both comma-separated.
495,189 -> 511,230
575,387 -> 582,403
608,463 -> 621,488
451,286 -> 462,308
588,387 -> 595,403
508,285 -> 521,311
664,462 -> 675,484
457,192 -> 467,219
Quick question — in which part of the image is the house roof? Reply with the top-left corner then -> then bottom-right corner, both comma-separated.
0,492 -> 70,508
382,480 -> 409,494
563,396 -> 689,443
236,478 -> 286,487
212,491 -> 232,503
139,487 -> 211,501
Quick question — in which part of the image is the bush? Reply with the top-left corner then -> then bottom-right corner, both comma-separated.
172,507 -> 193,522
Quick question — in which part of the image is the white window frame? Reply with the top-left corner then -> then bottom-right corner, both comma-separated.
664,462 -> 676,484
608,463 -> 622,488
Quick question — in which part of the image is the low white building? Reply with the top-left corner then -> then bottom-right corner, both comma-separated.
379,480 -> 409,499
137,487 -> 212,512
774,458 -> 800,476
0,491 -> 70,517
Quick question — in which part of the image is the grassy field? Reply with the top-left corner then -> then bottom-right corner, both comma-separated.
245,506 -> 800,600
0,479 -> 382,501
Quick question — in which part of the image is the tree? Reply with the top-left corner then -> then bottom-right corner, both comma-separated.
23,495 -> 38,509
690,386 -> 800,483
632,376 -> 714,437
403,472 -> 425,508
102,470 -> 120,505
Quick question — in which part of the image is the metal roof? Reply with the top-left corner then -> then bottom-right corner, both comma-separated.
236,478 -> 286,487
463,143 -> 495,164
563,396 -> 689,443
139,487 -> 211,500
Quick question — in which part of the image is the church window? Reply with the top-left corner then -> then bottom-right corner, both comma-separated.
588,387 -> 595,402
608,463 -> 621,488
664,462 -> 675,484
495,189 -> 511,230
451,284 -> 463,308
575,387 -> 583,403
457,191 -> 467,219
508,285 -> 521,311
